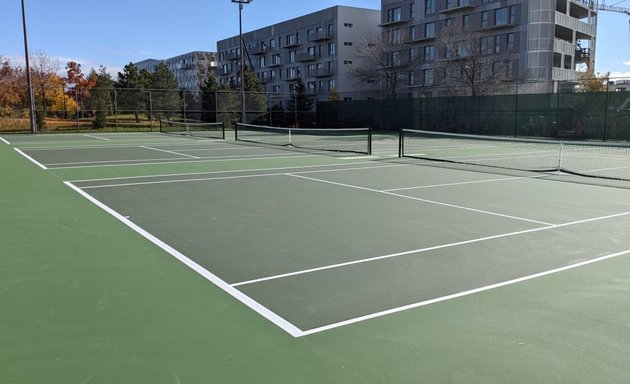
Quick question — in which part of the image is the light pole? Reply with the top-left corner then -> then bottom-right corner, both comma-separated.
231,0 -> 252,124
21,0 -> 37,133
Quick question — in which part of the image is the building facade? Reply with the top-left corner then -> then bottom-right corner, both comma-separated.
380,0 -> 598,96
134,51 -> 217,91
216,6 -> 381,106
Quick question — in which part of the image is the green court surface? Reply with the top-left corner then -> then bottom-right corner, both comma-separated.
1,132 -> 630,383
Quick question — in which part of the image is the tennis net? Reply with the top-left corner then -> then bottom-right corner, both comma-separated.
235,123 -> 372,155
159,120 -> 225,139
399,129 -> 630,181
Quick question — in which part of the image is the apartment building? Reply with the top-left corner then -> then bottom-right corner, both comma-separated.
380,0 -> 598,95
216,6 -> 381,106
134,51 -> 217,91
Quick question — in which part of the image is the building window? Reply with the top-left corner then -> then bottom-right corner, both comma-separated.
481,36 -> 493,55
424,22 -> 435,38
328,42 -> 336,55
423,69 -> 434,85
510,6 -> 517,24
288,50 -> 296,63
344,23 -> 353,27
462,14 -> 470,30
408,71 -> 415,85
507,33 -> 515,52
481,11 -> 489,28
409,25 -> 417,41
344,60 -> 353,65
387,7 -> 402,22
495,7 -> 508,26
391,28 -> 401,44
425,0 -> 435,15
410,2 -> 416,19
423,45 -> 435,61
328,79 -> 336,90
344,42 -> 353,46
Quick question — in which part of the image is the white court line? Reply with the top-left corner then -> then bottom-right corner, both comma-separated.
139,145 -> 200,159
300,248 -> 630,336
69,161 -> 385,183
75,164 -> 404,187
383,175 -> 544,192
232,209 -> 630,287
83,134 -> 111,141
64,181 -> 304,338
286,173 -> 554,226
14,148 -> 48,170
47,153 -> 313,169
0,137 -> 10,145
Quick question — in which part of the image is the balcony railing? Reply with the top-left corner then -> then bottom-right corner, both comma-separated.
308,31 -> 334,42
296,51 -> 320,62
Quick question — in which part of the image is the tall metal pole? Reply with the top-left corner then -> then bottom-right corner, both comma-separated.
238,2 -> 245,123
232,0 -> 252,124
21,0 -> 37,133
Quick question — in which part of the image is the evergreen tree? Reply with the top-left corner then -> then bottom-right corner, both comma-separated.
200,74 -> 219,122
287,77 -> 314,127
116,62 -> 146,122
86,66 -> 114,129
148,62 -> 180,119
243,66 -> 267,122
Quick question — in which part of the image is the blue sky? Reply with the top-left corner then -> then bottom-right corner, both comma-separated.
1,0 -> 629,79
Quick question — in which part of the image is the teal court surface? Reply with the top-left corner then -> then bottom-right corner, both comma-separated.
2,131 -> 630,383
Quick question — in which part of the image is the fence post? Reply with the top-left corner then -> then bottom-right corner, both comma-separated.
513,82 -> 519,137
75,91 -> 80,132
114,89 -> 118,131
603,81 -> 610,141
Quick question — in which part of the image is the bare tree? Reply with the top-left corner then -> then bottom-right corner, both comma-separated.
30,52 -> 61,114
435,22 -> 515,96
349,31 -> 421,98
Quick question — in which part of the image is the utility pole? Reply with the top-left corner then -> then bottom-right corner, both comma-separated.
21,0 -> 37,133
231,0 -> 253,124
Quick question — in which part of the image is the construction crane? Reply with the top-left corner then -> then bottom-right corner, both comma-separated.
595,1 -> 630,37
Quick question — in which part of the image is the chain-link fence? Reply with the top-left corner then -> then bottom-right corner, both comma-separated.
1,80 -> 629,142
318,81 -> 630,141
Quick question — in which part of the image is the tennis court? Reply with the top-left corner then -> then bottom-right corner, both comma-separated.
2,130 -> 630,383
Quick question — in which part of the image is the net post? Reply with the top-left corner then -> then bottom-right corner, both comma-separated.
368,127 -> 372,155
221,121 -> 226,140
398,129 -> 403,158
159,118 -> 163,133
557,141 -> 563,173
234,123 -> 239,141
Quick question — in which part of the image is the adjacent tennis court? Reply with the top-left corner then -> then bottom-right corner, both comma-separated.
2,130 -> 630,382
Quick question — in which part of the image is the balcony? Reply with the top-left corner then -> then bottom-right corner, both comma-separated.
225,52 -> 240,61
282,41 -> 301,48
308,31 -> 334,42
297,51 -> 320,62
312,68 -> 334,77
266,60 -> 283,68
379,18 -> 410,27
249,46 -> 268,56
439,4 -> 475,14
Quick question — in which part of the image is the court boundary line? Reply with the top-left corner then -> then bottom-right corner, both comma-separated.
63,181 -> 304,338
139,145 -> 200,159
231,209 -> 630,287
0,137 -> 10,145
44,153 -> 317,169
68,161 -> 385,183
14,148 -> 48,170
286,173 -> 554,226
383,175 -> 544,191
83,134 -> 110,141
299,248 -> 630,336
